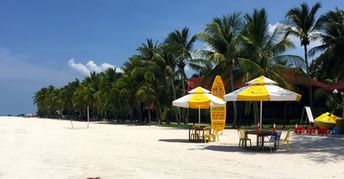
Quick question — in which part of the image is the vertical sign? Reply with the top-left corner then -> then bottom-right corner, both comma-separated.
211,76 -> 226,131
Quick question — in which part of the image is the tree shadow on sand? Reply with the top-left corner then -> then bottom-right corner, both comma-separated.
288,135 -> 344,163
197,135 -> 344,161
159,139 -> 192,143
194,144 -> 274,154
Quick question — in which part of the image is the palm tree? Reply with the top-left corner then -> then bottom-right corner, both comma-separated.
309,9 -> 344,81
165,27 -> 198,96
136,39 -> 173,124
59,79 -> 80,119
34,87 -> 50,117
239,8 -> 305,125
286,2 -> 322,107
161,44 -> 182,124
103,68 -> 122,119
240,9 -> 304,86
197,13 -> 243,128
117,56 -> 145,122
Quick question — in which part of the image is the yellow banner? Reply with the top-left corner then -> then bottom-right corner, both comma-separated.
211,76 -> 226,131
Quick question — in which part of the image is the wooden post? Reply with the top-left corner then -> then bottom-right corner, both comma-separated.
70,118 -> 74,128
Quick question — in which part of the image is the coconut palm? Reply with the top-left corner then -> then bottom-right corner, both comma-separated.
285,2 -> 322,107
33,85 -> 61,118
238,8 -> 304,126
34,87 -> 50,117
136,39 -> 173,124
240,8 -> 304,87
197,12 -> 243,128
165,27 -> 198,95
160,44 -> 182,124
309,9 -> 344,81
59,79 -> 80,119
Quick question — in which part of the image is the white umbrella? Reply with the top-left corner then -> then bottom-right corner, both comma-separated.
224,76 -> 301,129
172,87 -> 225,124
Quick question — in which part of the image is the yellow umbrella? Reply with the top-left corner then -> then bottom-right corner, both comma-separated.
172,87 -> 225,124
224,76 -> 301,129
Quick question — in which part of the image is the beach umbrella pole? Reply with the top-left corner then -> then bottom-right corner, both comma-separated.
198,107 -> 201,124
260,101 -> 262,130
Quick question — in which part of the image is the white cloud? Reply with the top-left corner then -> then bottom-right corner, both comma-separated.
68,58 -> 90,75
68,58 -> 121,76
268,22 -> 283,34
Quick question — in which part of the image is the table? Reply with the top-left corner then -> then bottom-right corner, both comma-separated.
245,130 -> 273,150
188,125 -> 208,142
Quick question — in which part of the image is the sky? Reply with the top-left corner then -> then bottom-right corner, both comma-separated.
0,0 -> 343,115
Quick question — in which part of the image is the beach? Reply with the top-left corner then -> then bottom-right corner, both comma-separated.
0,116 -> 344,179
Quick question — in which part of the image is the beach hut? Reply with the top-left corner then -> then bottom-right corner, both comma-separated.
172,87 -> 225,124
224,76 -> 301,129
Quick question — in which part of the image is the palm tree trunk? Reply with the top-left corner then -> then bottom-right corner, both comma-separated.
181,71 -> 186,95
304,45 -> 313,108
79,108 -> 82,121
155,110 -> 160,125
181,70 -> 189,124
137,104 -> 143,122
253,102 -> 258,125
118,97 -> 124,121
148,108 -> 151,123
159,107 -> 163,125
170,79 -> 181,124
229,64 -> 238,128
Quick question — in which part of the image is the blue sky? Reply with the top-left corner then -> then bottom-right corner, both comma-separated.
0,0 -> 343,115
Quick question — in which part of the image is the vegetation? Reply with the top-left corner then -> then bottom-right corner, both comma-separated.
285,2 -> 322,108
34,3 -> 344,126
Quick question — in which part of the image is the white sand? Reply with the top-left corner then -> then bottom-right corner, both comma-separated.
1,116 -> 344,179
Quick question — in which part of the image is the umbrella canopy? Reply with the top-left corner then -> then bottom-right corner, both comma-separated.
224,76 -> 301,101
172,86 -> 225,123
188,86 -> 211,94
223,76 -> 301,129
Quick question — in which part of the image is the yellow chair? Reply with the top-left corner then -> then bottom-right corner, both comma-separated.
190,125 -> 200,141
279,129 -> 291,151
203,126 -> 216,142
237,128 -> 251,147
213,130 -> 220,142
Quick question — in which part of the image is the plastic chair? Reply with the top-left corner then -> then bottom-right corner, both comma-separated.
189,125 -> 200,141
237,128 -> 251,147
306,126 -> 315,135
318,127 -> 328,136
330,127 -> 341,137
203,126 -> 216,142
279,130 -> 291,151
294,127 -> 305,135
266,131 -> 282,152
213,130 -> 220,142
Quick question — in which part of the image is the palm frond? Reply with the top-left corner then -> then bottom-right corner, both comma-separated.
272,55 -> 305,69
237,58 -> 264,76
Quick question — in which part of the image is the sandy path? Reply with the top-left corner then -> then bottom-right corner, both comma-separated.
0,116 -> 344,179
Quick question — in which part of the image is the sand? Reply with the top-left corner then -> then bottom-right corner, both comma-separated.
0,116 -> 344,179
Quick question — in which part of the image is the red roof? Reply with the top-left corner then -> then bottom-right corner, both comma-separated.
187,77 -> 205,91
310,80 -> 329,89
278,68 -> 329,89
187,68 -> 329,92
328,78 -> 344,91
